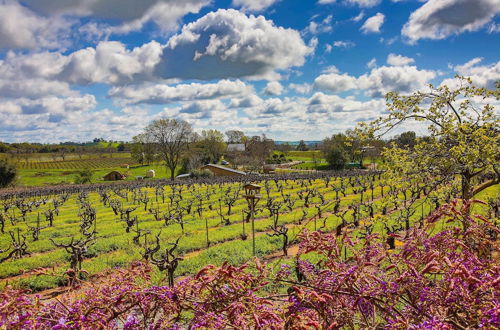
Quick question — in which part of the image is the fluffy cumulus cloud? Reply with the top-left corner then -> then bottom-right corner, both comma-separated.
289,83 -> 312,94
441,57 -> 500,88
361,13 -> 385,34
0,1 -> 70,49
109,80 -> 253,105
307,93 -> 385,120
314,73 -> 358,93
402,0 -> 500,43
314,65 -> 436,97
0,41 -> 163,85
232,0 -> 280,12
264,81 -> 284,95
386,53 -> 415,66
358,65 -> 436,97
21,0 -> 209,33
156,9 -> 314,81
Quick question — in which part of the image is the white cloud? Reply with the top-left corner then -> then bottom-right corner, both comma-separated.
0,41 -> 164,85
346,0 -> 381,7
318,0 -> 336,4
387,53 -> 415,66
307,92 -> 385,118
314,73 -> 358,93
351,11 -> 365,22
361,12 -> 385,34
332,40 -> 355,48
22,0 -> 209,33
321,65 -> 340,74
59,41 -> 164,84
232,0 -> 280,11
109,80 -> 253,105
0,78 -> 75,99
289,83 -> 312,94
0,1 -> 71,49
358,65 -> 436,97
367,58 -> 377,69
442,58 -> 500,89
314,65 -> 436,97
264,81 -> 284,95
305,15 -> 333,35
230,94 -> 264,108
156,9 -> 314,81
402,0 -> 500,43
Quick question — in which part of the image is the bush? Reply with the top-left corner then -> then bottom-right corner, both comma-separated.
74,168 -> 93,184
325,145 -> 348,170
190,169 -> 214,178
0,159 -> 16,187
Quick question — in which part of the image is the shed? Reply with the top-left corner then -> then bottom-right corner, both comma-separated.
103,171 -> 126,181
200,164 -> 246,177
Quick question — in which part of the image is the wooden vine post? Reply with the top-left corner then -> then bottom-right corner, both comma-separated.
243,184 -> 262,256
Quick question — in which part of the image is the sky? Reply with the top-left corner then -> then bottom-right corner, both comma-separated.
0,0 -> 498,143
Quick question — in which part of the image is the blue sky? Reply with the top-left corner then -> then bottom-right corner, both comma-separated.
0,0 -> 498,142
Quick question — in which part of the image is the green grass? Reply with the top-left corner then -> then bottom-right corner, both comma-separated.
15,163 -> 179,186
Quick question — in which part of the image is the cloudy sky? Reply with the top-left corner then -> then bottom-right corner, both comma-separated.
0,0 -> 498,142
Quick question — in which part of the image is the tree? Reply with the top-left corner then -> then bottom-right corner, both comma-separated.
193,129 -> 226,164
324,145 -> 348,170
359,77 -> 499,199
393,131 -> 417,149
143,119 -> 193,180
296,140 -> 308,151
225,130 -> 245,144
246,135 -> 274,167
131,134 -> 155,165
0,160 -> 16,187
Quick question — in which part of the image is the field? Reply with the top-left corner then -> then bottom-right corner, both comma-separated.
0,153 -> 181,186
0,171 -> 496,295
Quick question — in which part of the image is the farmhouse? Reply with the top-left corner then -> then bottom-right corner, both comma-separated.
103,171 -> 126,181
200,164 -> 246,177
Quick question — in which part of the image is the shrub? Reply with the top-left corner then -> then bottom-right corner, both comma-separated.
190,169 -> 214,178
325,145 -> 348,170
74,168 -> 93,184
0,159 -> 16,187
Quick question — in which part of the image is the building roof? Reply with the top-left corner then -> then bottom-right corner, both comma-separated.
201,164 -> 247,175
227,143 -> 245,152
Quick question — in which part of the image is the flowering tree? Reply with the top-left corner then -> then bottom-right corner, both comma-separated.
359,77 -> 499,200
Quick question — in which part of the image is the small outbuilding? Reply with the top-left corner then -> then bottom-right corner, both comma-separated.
146,169 -> 156,178
200,164 -> 246,177
103,171 -> 126,181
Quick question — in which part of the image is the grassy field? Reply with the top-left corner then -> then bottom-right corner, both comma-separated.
0,152 -> 180,186
1,173 -> 495,293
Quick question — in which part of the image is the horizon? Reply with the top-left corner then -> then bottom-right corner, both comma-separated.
0,0 -> 498,143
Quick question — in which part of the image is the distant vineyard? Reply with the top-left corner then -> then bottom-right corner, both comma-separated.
15,157 -> 137,170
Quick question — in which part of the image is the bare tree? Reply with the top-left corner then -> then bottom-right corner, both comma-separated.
143,119 -> 193,180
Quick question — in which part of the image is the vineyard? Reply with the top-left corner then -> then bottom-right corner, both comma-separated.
0,169 -> 498,328
14,157 -> 136,170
